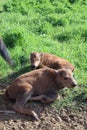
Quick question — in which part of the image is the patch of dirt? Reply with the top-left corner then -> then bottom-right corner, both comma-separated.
0,84 -> 87,130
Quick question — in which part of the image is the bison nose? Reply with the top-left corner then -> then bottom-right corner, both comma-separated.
73,83 -> 77,87
31,65 -> 35,69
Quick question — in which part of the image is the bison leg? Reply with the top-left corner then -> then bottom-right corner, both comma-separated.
30,93 -> 58,103
41,93 -> 58,103
13,90 -> 39,120
0,39 -> 14,66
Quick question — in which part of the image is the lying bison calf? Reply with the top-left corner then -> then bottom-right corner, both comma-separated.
5,68 -> 77,120
30,52 -> 74,72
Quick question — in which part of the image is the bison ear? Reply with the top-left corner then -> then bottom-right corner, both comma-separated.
30,52 -> 35,55
30,52 -> 33,57
58,69 -> 66,77
40,53 -> 43,57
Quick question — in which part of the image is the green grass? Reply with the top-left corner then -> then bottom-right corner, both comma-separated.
0,0 -> 87,108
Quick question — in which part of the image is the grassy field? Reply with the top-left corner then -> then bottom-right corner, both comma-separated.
0,0 -> 87,108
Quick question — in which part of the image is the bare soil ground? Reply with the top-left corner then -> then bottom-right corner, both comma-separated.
0,82 -> 87,130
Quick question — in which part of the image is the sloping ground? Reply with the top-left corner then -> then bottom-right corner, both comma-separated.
0,102 -> 87,130
0,86 -> 87,130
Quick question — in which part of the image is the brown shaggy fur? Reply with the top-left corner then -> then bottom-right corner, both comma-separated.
5,68 -> 77,120
30,52 -> 74,72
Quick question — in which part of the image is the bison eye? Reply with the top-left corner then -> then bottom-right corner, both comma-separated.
64,77 -> 68,80
36,58 -> 40,61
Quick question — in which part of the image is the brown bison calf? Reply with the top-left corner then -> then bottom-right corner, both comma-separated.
5,68 -> 77,120
30,52 -> 74,72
